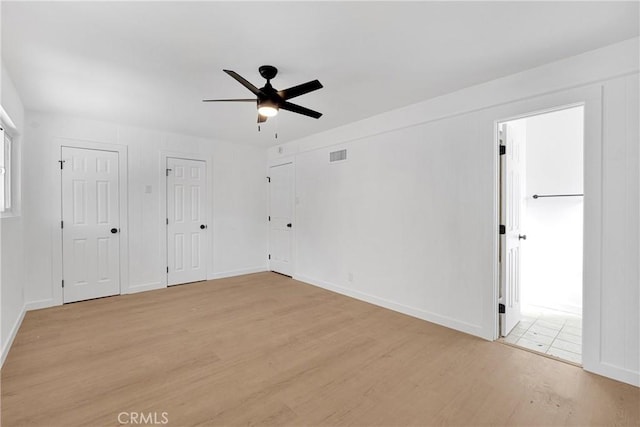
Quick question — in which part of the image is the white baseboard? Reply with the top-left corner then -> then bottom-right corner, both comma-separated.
126,282 -> 165,294
25,299 -> 55,311
294,274 -> 489,340
584,362 -> 640,387
208,266 -> 268,280
1,304 -> 26,367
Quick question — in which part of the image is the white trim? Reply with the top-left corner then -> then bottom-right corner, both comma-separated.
25,299 -> 55,311
587,363 -> 640,387
126,282 -> 165,294
208,266 -> 267,280
0,126 -> 21,219
492,119 -> 501,339
0,105 -> 17,132
295,274 -> 488,339
159,151 -> 213,286
1,132 -> 13,215
0,304 -> 26,367
490,86 -> 601,342
493,102 -> 586,124
51,138 -> 129,305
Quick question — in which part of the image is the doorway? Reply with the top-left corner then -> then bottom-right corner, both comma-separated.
498,105 -> 584,365
61,146 -> 121,303
166,157 -> 208,285
268,162 -> 294,276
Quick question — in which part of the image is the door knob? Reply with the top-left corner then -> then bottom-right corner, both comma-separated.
200,224 -> 207,230
111,228 -> 119,234
519,234 -> 527,240
287,223 -> 292,228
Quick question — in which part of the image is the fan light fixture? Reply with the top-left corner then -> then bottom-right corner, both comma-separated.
258,99 -> 279,117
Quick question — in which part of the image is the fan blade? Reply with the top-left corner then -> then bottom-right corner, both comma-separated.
202,99 -> 256,102
278,80 -> 323,100
258,114 -> 268,123
280,101 -> 322,119
223,70 -> 263,96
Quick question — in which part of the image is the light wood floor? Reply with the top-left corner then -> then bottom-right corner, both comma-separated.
2,272 -> 638,426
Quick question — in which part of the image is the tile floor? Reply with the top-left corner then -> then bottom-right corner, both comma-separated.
502,305 -> 582,364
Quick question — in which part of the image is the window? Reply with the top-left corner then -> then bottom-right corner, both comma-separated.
0,127 -> 12,212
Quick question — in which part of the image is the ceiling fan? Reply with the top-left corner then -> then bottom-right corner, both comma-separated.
203,65 -> 323,123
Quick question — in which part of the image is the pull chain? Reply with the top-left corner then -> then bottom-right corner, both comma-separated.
274,114 -> 279,139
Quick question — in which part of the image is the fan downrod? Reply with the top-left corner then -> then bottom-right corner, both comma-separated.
259,65 -> 278,81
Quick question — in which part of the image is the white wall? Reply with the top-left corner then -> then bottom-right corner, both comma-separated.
1,63 -> 26,365
268,38 -> 639,386
294,112 -> 493,337
22,112 -> 268,308
598,73 -> 639,383
522,107 -> 584,314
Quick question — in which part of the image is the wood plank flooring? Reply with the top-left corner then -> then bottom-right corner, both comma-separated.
1,272 -> 638,426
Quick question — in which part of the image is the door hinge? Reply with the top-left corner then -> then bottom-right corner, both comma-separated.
58,160 -> 66,169
268,254 -> 271,260
61,280 -> 65,288
499,303 -> 505,313
268,216 -> 271,221
166,168 -> 172,176
167,266 -> 169,273
166,218 -> 169,225
61,220 -> 64,229
267,176 -> 271,183
499,225 -> 506,235
499,145 -> 506,155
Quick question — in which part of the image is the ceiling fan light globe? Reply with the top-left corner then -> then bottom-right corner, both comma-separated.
258,105 -> 278,117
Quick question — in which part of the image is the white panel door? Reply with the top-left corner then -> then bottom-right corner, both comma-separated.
167,158 -> 207,285
500,123 -> 524,336
62,147 -> 120,303
269,162 -> 294,276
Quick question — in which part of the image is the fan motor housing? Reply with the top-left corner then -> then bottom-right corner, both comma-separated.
259,65 -> 278,81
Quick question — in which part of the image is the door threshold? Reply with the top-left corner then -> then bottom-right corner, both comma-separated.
168,280 -> 207,287
269,271 -> 292,278
498,338 -> 582,368
64,293 -> 121,305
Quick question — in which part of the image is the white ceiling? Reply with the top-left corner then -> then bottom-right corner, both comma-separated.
2,1 -> 638,146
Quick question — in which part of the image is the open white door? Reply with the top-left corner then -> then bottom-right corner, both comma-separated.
62,147 -> 120,303
167,158 -> 208,285
500,122 -> 525,336
269,162 -> 294,276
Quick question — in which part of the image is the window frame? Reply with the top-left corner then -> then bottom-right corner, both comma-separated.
0,125 -> 20,218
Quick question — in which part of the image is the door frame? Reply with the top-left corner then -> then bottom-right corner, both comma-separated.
51,138 -> 129,306
267,157 -> 296,276
159,151 -> 213,286
491,86 -> 601,373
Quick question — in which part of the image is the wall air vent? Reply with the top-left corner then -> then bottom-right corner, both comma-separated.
329,149 -> 347,163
